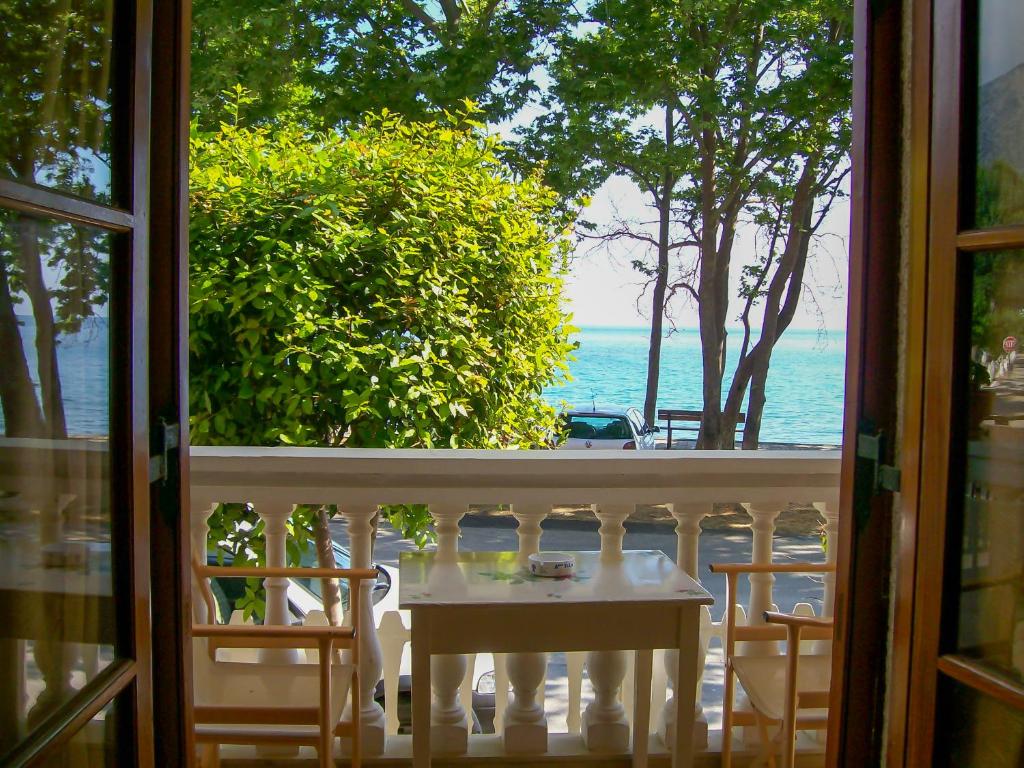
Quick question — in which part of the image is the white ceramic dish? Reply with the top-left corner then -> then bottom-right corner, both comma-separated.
528,552 -> 576,578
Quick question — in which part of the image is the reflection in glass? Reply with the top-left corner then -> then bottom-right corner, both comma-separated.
0,211 -> 114,760
0,0 -> 116,203
936,677 -> 1024,767
956,252 -> 1024,681
975,1 -> 1024,226
38,695 -> 126,768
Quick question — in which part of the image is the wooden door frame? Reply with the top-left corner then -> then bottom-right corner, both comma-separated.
148,0 -> 194,764
826,0 -> 905,764
0,0 -> 158,764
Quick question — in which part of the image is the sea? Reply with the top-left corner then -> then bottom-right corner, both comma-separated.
3,319 -> 845,445
544,326 -> 846,446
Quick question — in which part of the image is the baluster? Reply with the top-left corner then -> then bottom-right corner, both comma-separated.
378,611 -> 410,737
254,501 -> 298,663
429,503 -> 469,753
814,501 -> 840,617
566,651 -> 586,734
582,650 -> 630,752
505,503 -> 549,753
583,519 -> 631,753
741,502 -> 782,654
660,502 -> 711,751
190,498 -> 217,623
493,653 -> 509,733
340,503 -> 387,755
593,502 -> 630,563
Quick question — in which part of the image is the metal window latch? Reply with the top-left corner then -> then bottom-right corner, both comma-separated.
149,420 -> 181,484
856,429 -> 901,494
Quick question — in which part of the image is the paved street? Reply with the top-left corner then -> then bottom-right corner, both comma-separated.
331,512 -> 825,732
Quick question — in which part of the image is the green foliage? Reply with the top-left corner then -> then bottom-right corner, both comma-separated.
971,251 -> 1024,359
189,103 -> 577,578
191,0 -> 575,130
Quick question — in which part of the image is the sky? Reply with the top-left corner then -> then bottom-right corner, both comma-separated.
559,173 -> 851,331
979,0 -> 1024,85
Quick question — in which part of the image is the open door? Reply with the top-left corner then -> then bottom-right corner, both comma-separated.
895,0 -> 1024,763
0,0 -> 163,764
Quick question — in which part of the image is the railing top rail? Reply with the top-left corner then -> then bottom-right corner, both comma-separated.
190,446 -> 841,507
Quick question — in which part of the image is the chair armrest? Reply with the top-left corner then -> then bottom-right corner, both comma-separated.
195,564 -> 380,582
709,562 -> 836,575
193,623 -> 355,640
764,611 -> 834,631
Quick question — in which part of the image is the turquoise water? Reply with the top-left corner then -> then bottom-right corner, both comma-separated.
545,326 -> 846,445
2,319 -> 846,445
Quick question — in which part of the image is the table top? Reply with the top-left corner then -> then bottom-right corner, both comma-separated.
398,550 -> 713,609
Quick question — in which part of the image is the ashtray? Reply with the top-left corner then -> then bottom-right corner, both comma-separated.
528,552 -> 576,578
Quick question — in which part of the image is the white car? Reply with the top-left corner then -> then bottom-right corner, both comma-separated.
559,407 -> 659,450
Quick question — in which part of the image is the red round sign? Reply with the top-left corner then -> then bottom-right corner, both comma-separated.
1005,336 -> 1018,353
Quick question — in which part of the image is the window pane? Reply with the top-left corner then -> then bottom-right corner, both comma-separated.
0,210 -> 116,759
38,694 -> 129,767
935,676 -> 1024,767
954,252 -> 1024,680
0,0 -> 118,204
974,0 -> 1024,227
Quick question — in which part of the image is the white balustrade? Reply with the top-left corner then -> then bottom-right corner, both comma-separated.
187,446 -> 842,764
340,503 -> 388,755
505,503 -> 550,753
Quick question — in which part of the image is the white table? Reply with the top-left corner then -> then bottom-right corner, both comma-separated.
398,550 -> 714,768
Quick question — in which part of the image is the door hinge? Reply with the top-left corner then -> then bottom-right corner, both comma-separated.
856,430 -> 902,493
149,420 -> 181,484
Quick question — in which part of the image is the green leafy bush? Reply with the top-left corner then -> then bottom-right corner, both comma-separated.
189,104 -> 576,579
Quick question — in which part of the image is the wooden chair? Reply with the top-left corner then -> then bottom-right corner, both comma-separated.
191,558 -> 379,768
709,562 -> 836,768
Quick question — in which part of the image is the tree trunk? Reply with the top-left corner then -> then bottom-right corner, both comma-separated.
313,507 -> 344,627
642,105 -> 675,427
0,257 -> 46,437
16,216 -> 67,438
741,357 -> 769,449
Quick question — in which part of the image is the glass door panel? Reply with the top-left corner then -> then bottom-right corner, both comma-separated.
0,209 -> 122,759
954,251 -> 1024,680
972,0 -> 1024,227
0,0 -> 120,205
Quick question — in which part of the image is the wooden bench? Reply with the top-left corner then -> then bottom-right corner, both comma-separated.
657,408 -> 745,449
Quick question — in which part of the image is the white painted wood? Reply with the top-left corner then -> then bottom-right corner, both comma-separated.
340,503 -> 387,755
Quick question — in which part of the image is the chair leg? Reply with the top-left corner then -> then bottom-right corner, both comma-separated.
754,714 -> 777,768
199,743 -> 220,768
351,667 -> 361,768
721,663 -> 734,768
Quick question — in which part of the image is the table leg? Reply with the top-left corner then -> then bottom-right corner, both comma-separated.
673,608 -> 699,768
632,649 -> 653,768
412,609 -> 431,768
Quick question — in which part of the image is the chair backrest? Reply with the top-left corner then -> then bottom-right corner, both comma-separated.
708,561 -> 836,768
189,556 -> 378,768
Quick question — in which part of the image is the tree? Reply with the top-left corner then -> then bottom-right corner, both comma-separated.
189,105 -> 575,617
0,0 -> 114,439
191,0 -> 574,130
520,0 -> 852,444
